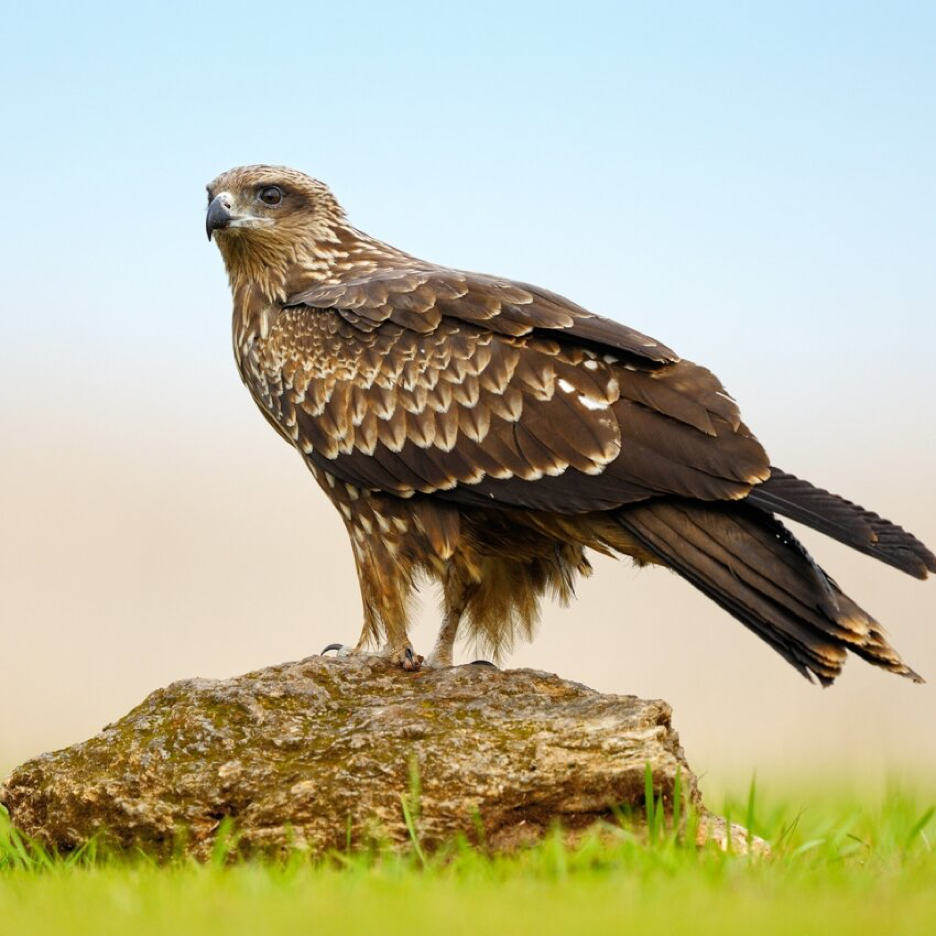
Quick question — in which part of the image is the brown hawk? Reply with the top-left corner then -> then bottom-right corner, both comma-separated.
206,165 -> 934,684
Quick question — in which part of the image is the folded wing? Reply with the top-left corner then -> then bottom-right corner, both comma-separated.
265,268 -> 770,513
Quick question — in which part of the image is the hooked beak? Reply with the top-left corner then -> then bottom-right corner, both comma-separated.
206,194 -> 233,240
206,192 -> 273,240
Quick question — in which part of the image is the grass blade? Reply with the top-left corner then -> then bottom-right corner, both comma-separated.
644,761 -> 656,845
904,806 -> 935,851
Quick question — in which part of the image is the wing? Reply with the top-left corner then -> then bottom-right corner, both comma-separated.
288,268 -> 679,367
263,270 -> 769,514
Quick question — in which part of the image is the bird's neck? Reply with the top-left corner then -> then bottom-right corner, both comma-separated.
224,222 -> 421,304
227,223 -> 424,371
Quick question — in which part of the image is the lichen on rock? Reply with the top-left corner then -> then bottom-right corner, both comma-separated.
1,655 -> 749,860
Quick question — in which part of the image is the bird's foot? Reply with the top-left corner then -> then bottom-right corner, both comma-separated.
321,641 -> 423,671
387,644 -> 423,672
320,643 -> 355,658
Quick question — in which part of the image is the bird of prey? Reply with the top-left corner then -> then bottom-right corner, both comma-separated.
206,164 -> 934,684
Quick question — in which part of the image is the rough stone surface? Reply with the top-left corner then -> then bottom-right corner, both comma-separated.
1,656 -> 756,859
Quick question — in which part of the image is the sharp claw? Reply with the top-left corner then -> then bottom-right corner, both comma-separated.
401,647 -> 423,672
321,643 -> 345,655
469,660 -> 497,668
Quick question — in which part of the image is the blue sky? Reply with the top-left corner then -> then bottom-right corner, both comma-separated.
5,2 -> 933,382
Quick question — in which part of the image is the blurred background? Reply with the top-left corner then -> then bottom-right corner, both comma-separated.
2,2 -> 934,794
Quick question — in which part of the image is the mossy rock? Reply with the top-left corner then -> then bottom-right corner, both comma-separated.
1,655 -> 703,859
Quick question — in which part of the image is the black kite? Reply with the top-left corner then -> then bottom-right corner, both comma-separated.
206,165 -> 934,684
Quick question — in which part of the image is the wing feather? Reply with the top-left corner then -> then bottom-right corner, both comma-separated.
288,268 -> 678,367
267,283 -> 769,515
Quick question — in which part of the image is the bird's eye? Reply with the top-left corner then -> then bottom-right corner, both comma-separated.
257,185 -> 284,206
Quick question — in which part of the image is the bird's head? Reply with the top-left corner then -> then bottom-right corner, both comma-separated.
206,165 -> 349,300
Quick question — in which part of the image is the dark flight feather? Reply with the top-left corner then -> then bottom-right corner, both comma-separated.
748,469 -> 936,579
616,500 -> 922,685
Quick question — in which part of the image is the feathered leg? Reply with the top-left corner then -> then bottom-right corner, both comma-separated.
320,491 -> 423,670
425,569 -> 476,668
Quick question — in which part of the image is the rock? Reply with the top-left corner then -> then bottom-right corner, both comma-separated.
0,656 -> 762,859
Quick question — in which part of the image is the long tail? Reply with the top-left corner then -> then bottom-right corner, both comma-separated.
613,499 -> 923,686
747,468 -> 936,579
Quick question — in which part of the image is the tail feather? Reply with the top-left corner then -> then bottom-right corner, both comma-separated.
615,499 -> 922,686
747,468 -> 936,579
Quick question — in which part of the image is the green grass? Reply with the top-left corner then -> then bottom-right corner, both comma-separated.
2,779 -> 935,936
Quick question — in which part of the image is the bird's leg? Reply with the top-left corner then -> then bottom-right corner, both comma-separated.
320,530 -> 424,670
425,572 -> 475,668
424,610 -> 461,668
373,570 -> 423,670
